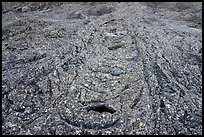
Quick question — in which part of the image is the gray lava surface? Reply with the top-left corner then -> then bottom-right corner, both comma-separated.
2,2 -> 202,135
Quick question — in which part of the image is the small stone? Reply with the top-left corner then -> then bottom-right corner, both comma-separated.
22,6 -> 29,12
105,131 -> 112,135
139,122 -> 145,129
84,83 -> 89,88
15,7 -> 22,11
103,32 -> 117,37
24,107 -> 32,114
76,92 -> 81,98
68,86 -> 78,93
75,130 -> 81,135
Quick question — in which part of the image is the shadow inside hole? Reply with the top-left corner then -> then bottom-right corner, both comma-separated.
86,104 -> 116,114
160,99 -> 165,113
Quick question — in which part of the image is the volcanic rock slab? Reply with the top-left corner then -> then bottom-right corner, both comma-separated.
2,2 -> 202,135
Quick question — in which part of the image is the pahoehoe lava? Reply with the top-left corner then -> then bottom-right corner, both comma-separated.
2,2 -> 202,135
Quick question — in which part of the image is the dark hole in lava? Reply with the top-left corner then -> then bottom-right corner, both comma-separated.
160,99 -> 165,113
87,104 -> 116,114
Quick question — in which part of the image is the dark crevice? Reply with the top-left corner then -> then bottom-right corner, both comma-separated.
14,107 -> 25,113
59,108 -> 119,130
131,92 -> 142,109
86,104 -> 116,114
160,99 -> 165,113
7,99 -> 14,105
47,78 -> 53,97
179,110 -> 188,124
107,44 -> 123,50
153,63 -> 170,88
198,48 -> 202,54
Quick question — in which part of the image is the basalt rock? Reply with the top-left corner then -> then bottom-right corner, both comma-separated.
2,2 -> 202,135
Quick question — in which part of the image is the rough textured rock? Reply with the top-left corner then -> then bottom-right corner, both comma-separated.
2,2 -> 202,135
